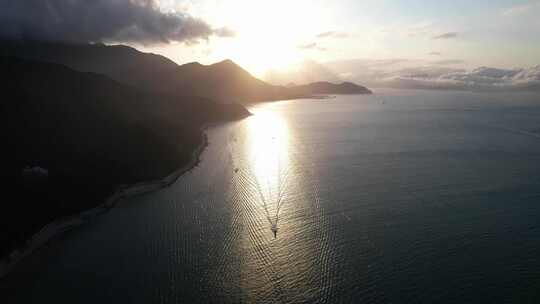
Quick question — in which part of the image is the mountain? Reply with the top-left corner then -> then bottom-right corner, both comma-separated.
0,56 -> 249,257
0,41 -> 178,93
172,59 -> 300,102
290,81 -> 373,95
0,41 -> 301,103
0,41 -> 374,261
0,41 -> 373,103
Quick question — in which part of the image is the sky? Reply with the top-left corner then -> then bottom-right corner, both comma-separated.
142,0 -> 540,75
2,0 -> 539,90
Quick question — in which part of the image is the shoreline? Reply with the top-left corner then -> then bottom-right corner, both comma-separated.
0,125 -> 211,279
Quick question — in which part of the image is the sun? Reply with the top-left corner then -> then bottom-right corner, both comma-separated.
216,36 -> 302,77
147,0 -> 334,77
205,0 -> 330,76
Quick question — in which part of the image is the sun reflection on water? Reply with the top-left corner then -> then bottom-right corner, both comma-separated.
244,108 -> 291,229
226,103 -> 332,301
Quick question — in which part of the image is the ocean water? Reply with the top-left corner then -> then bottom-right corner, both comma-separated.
3,89 -> 540,303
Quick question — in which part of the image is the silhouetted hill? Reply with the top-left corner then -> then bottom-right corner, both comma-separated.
290,81 -> 373,95
172,59 -> 300,102
0,41 -> 373,102
0,41 -> 301,103
0,56 -> 249,257
0,41 -> 178,92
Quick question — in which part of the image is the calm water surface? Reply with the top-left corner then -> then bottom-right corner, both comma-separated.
3,89 -> 540,303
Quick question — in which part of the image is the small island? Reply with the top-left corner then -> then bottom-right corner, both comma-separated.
289,81 -> 373,95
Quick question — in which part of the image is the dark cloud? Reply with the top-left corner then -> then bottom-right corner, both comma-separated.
432,32 -> 458,39
316,31 -> 349,39
0,0 -> 234,44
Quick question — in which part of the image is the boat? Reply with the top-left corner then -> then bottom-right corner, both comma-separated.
271,224 -> 278,238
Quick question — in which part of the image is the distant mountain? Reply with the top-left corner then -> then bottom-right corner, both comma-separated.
0,41 -> 373,103
290,81 -> 372,95
0,41 -> 300,103
0,41 -> 375,260
172,59 -> 300,102
0,41 -> 178,92
0,56 -> 249,257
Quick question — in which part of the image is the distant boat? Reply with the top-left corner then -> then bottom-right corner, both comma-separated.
271,224 -> 278,238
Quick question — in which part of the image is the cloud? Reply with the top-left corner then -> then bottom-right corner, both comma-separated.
503,2 -> 540,16
329,58 -> 413,70
394,66 -> 464,79
266,57 -> 540,91
432,32 -> 458,39
432,59 -> 466,65
316,31 -> 349,39
324,59 -> 540,92
406,21 -> 434,38
213,27 -> 236,38
382,66 -> 540,91
298,42 -> 326,51
377,66 -> 540,91
0,0 -> 234,44
264,60 -> 341,85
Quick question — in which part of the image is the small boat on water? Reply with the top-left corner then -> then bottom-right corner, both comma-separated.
271,224 -> 278,238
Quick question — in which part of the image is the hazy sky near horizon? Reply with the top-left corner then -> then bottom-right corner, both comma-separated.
141,0 -> 540,76
2,0 -> 538,86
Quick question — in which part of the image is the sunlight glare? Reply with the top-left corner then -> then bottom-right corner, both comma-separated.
209,0 -> 331,76
245,107 -> 290,212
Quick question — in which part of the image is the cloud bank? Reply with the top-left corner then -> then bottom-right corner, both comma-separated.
265,59 -> 540,92
0,0 -> 233,44
378,66 -> 540,91
341,60 -> 540,91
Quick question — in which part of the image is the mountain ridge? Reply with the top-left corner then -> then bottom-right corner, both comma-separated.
0,40 -> 372,268
0,40 -> 372,102
291,81 -> 373,95
0,55 -> 249,258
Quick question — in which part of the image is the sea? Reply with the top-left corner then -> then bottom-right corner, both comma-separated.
3,89 -> 540,303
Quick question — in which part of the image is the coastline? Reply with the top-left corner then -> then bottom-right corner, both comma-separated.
0,125 -> 211,279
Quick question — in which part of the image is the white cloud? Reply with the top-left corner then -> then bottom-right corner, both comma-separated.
274,59 -> 540,92
376,65 -> 540,91
503,2 -> 540,16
